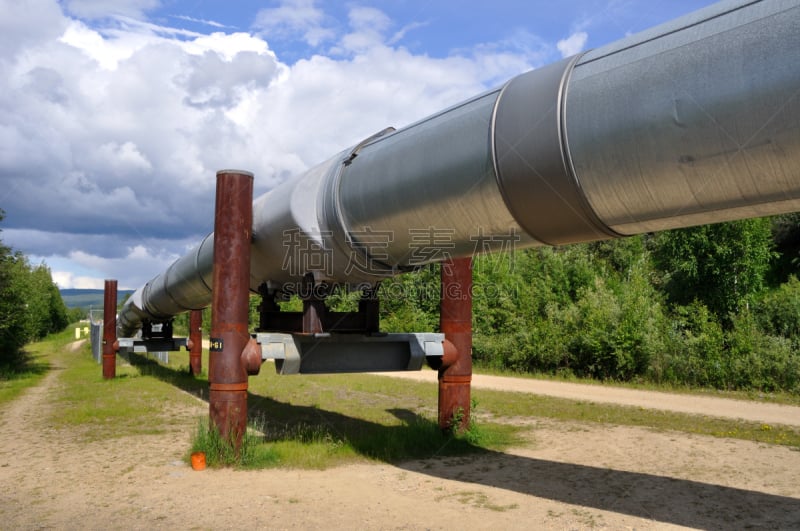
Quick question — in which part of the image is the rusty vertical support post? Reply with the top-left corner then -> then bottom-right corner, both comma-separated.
209,170 -> 254,448
102,279 -> 117,379
189,309 -> 203,376
438,258 -> 472,431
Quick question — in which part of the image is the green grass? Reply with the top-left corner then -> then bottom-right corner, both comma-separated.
53,361 -> 196,440
189,407 -> 519,470
43,336 -> 203,440
0,350 -> 50,406
0,325 -> 77,406
189,417 -> 282,469
187,365 -> 521,469
247,366 -> 800,449
247,371 -> 520,464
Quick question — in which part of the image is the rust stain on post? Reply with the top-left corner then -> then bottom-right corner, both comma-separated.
438,258 -> 472,432
208,170 -> 254,448
102,279 -> 117,379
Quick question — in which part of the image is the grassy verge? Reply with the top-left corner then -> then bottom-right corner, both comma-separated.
0,325 -> 77,406
24,338 -> 519,467
468,386 -> 800,448
273,371 -> 800,449
190,401 -> 519,470
472,365 -> 800,407
0,351 -> 49,406
191,364 -> 800,468
49,349 -> 204,440
188,364 -> 520,469
11,330 -> 205,441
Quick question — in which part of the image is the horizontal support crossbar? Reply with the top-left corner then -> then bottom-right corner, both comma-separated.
117,337 -> 188,353
255,332 -> 444,375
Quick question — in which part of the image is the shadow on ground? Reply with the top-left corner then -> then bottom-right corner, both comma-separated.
0,349 -> 51,379
128,353 -> 800,530
399,450 -> 800,530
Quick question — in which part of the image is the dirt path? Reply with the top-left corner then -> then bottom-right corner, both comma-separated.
373,370 -> 800,427
1,343 -> 799,529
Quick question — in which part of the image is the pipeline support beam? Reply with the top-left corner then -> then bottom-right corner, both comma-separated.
438,258 -> 473,432
102,279 -> 117,380
208,170 -> 254,448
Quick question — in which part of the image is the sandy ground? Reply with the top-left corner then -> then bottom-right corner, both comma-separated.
1,342 -> 799,530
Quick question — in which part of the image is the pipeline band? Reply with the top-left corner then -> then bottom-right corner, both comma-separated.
440,375 -> 472,384
209,382 -> 249,392
491,54 -> 618,245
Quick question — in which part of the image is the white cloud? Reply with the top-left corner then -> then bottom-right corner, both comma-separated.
387,20 -> 429,46
47,245 -> 179,290
95,141 -> 153,174
52,271 -> 104,290
59,20 -> 119,69
172,15 -> 235,30
253,0 -> 335,47
59,17 -> 273,71
183,32 -> 272,60
0,0 -> 67,57
557,31 -> 588,58
333,6 -> 392,54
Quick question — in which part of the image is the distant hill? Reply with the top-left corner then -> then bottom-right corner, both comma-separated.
59,288 -> 134,309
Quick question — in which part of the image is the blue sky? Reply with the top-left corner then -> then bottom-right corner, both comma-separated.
0,0 -> 717,290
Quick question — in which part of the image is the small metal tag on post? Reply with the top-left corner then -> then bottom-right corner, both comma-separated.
208,170 -> 254,449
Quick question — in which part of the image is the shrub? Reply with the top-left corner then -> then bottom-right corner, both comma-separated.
657,302 -> 727,388
755,275 -> 800,339
566,267 -> 663,381
726,310 -> 800,392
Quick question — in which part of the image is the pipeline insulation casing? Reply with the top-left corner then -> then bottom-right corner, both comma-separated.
118,0 -> 800,336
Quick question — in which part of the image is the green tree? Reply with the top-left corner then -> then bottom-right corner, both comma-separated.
1,210 -> 70,368
37,264 -> 69,336
379,264 -> 439,333
755,275 -> 800,339
9,258 -> 70,341
653,218 -> 774,322
0,210 -> 29,364
768,213 -> 800,284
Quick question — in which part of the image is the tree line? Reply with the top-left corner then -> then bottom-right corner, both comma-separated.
0,210 -> 70,370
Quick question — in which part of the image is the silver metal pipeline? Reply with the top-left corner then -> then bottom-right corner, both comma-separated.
118,0 -> 800,337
